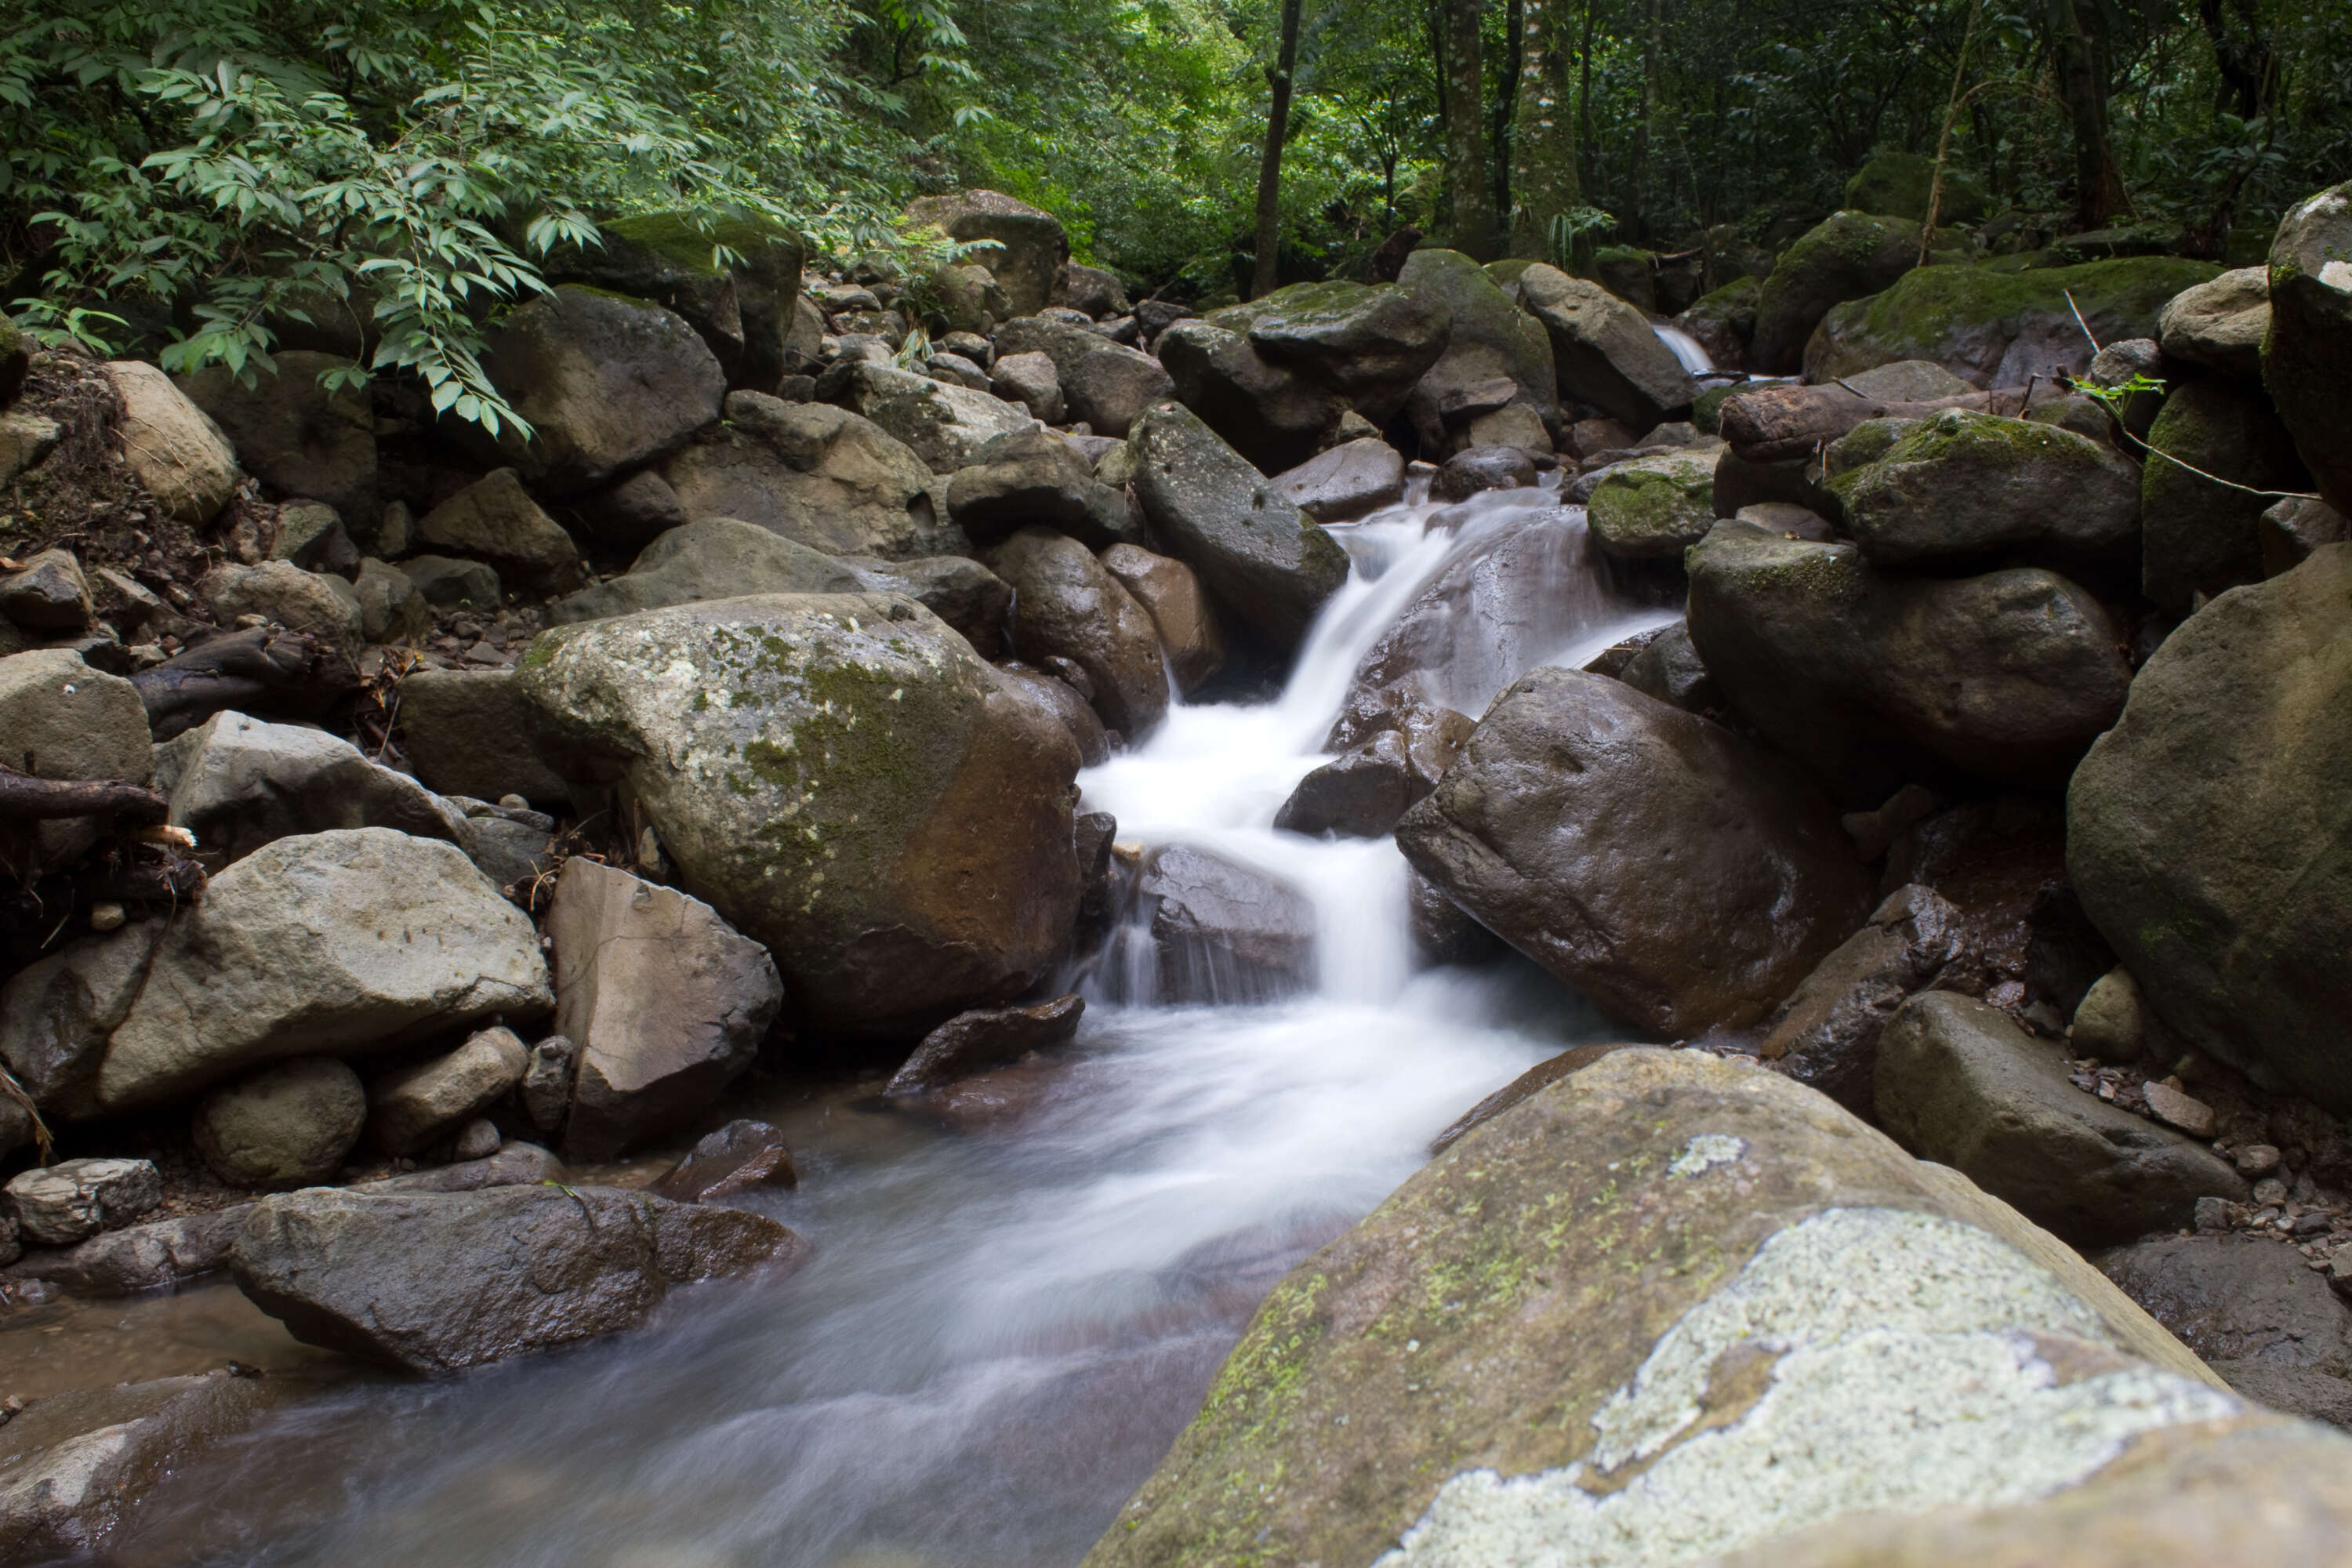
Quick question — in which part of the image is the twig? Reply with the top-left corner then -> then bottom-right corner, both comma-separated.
0,1064 -> 51,1164
2019,373 -> 2037,417
2122,430 -> 2323,500
2063,290 -> 2101,354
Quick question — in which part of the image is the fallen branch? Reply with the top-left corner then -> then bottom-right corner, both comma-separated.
1719,381 -> 2072,463
0,767 -> 169,825
132,628 -> 353,741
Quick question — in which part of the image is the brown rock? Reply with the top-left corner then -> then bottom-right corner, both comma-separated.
2143,1079 -> 2218,1138
649,1120 -> 800,1203
1100,543 -> 1226,695
884,994 -> 1084,1095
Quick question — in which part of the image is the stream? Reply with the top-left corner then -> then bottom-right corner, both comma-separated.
80,468 -> 1678,1568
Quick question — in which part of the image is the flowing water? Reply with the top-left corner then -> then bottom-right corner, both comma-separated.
89,478 -> 1677,1568
1652,321 -> 1715,377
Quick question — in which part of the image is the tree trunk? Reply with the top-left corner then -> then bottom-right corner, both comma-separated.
1510,0 -> 1583,256
1576,0 -> 1598,192
1626,0 -> 1663,239
1492,0 -> 1525,239
1443,0 -> 1497,259
2051,0 -> 2131,229
1250,0 -> 1307,299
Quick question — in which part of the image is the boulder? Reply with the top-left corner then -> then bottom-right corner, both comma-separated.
927,263 -> 1006,337
4,1158 -> 161,1247
945,428 -> 1134,549
2067,543 -> 2352,1110
1139,845 -> 1316,1002
990,349 -> 1064,422
994,316 -> 1174,438
0,548 -> 92,630
1100,543 -> 1225,694
1673,276 -> 1760,374
2098,1232 -> 2352,1427
1748,211 -> 1922,374
1518,263 -> 1700,427
395,666 -> 571,805
1212,280 -> 1452,424
1843,357 -> 1980,401
482,286 -> 725,495
1587,448 -> 1720,559
1129,404 -> 1350,650
884,993 -> 1084,1094
192,1056 -> 367,1188
397,554 -> 500,611
412,467 -> 581,585
176,349 -> 377,530
826,360 -> 1033,474
1429,444 -> 1537,501
659,393 -> 942,558
904,190 -> 1069,318
1396,249 -> 1557,456
229,1184 -> 804,1374
1397,669 -> 1867,1034
1063,262 -> 1131,319
1275,731 -> 1419,838
0,648 -> 152,876
2262,494 -> 2350,576
649,1120 -> 799,1203
1844,148 -> 1990,223
2158,265 -> 2269,381
993,659 -> 1109,765
1081,1046 -> 2267,1568
350,557 -> 429,644
1619,619 -> 1722,713
365,1025 -> 529,1156
2139,377 -> 2309,612
2263,180 -> 2352,512
104,361 -> 241,527
154,708 -> 471,865
2,1207 -> 250,1296
0,408 -> 64,492
1154,320 -> 1349,474
545,858 -> 783,1160
1757,884 -> 1963,1113
0,313 -> 22,405
198,560 -> 364,655
1835,409 -> 2143,569
546,210 -> 804,391
517,593 -> 1080,1034
352,1140 -> 560,1196
1876,992 -> 2247,1245
0,1373 -> 269,1562
1272,437 -> 1406,522
988,528 -> 1168,735
1806,256 -> 2223,387
1685,521 -> 2134,804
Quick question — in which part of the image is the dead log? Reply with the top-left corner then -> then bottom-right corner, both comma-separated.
132,628 -> 354,741
1719,382 -> 2076,464
0,768 -> 168,825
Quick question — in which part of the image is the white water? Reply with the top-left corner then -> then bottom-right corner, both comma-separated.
105,483 -> 1674,1568
1653,321 -> 1714,376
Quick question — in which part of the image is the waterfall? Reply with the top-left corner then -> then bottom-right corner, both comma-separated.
1653,321 -> 1715,376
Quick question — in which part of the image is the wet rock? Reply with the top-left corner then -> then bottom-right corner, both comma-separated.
1686,521 -> 2133,804
1396,249 -> 1556,457
0,1372 -> 270,1561
518,593 -> 1080,1035
2099,1232 -> 2352,1427
2139,378 -> 2309,612
413,467 -> 581,586
993,317 -> 1174,439
1757,884 -> 1963,1114
1835,409 -> 2143,570
178,350 -> 378,530
1140,846 -> 1316,1002
2,1206 -> 250,1295
1272,437 -> 1406,522
1155,320 -> 1350,474
650,1120 -> 800,1203
1586,448 -> 1719,560
104,361 -> 241,527
520,1033 -> 580,1134
989,528 -> 1168,736
1517,263 -> 1699,427
1398,669 -> 1869,1034
0,648 -> 152,876
2067,543 -> 2352,1110
1274,732 -> 1417,839
993,659 -> 1109,765
395,667 -> 570,806
1101,543 -> 1225,694
1429,445 -> 1536,502
659,394 -> 942,558
885,994 -> 1085,1095
824,361 -> 1033,474
352,1141 -> 560,1195
366,1025 -> 529,1156
2157,265 -> 2269,381
1082,1046 -> 2252,1568
0,549 -> 92,631
1212,280 -> 1452,425
946,429 -> 1134,550
193,1057 -> 368,1188
1130,404 -> 1350,650
5,1158 -> 161,1247
990,349 -> 1064,423
1619,620 -> 1721,713
229,1184 -> 804,1374
906,191 -> 1068,318
197,560 -> 364,657
1876,992 -> 2247,1246
483,286 -> 725,495
2263,180 -> 2352,512
546,858 -> 782,1160
154,709 -> 472,865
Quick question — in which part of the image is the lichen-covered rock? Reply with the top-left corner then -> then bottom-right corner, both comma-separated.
1806,256 -> 2223,387
1748,211 -> 1922,373
1587,448 -> 1720,559
154,709 -> 473,865
0,1372 -> 270,1561
517,593 -> 1081,1034
2067,543 -> 2352,1110
2263,181 -> 2352,512
988,528 -> 1167,736
905,190 -> 1069,318
1519,263 -> 1699,428
1396,249 -> 1557,456
2139,377 -> 2309,612
484,286 -> 726,495
104,361 -> 241,527
192,1057 -> 367,1188
177,350 -> 379,532
826,360 -> 1033,474
1837,409 -> 2143,569
1081,1047 -> 2262,1568
659,393 -> 942,557
1398,669 -> 1867,1034
1210,280 -> 1452,425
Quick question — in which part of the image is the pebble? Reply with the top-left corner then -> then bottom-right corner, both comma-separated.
2254,1178 -> 2291,1207
2141,1078 -> 2217,1138
2236,1142 -> 2284,1176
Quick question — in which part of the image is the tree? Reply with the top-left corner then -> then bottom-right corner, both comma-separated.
1253,0 -> 1308,296
1441,0 -> 1498,256
2050,0 -> 2134,227
1509,0 -> 1583,254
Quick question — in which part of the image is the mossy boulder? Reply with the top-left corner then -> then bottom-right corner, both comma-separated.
1838,408 -> 2143,570
1588,242 -> 1658,312
1806,256 -> 2223,388
1749,211 -> 1925,373
548,211 -> 805,392
1080,1046 -> 2278,1568
1674,274 -> 1760,372
2139,378 -> 2309,612
1209,280 -> 1451,425
1396,249 -> 1559,456
2067,543 -> 2352,1110
516,592 -> 1083,1036
1587,448 -> 1720,559
1844,150 -> 1989,224
903,190 -> 1069,318
2263,181 -> 2352,512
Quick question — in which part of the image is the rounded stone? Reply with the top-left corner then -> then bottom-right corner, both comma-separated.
193,1058 -> 368,1189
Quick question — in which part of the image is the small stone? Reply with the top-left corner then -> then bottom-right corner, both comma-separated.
649,1120 -> 799,1203
2255,1178 -> 2291,1207
449,1117 -> 503,1161
2141,1078 -> 2218,1138
3,1158 -> 163,1247
366,1026 -> 530,1156
2293,1211 -> 2332,1236
2194,1195 -> 2234,1231
88,902 -> 125,931
2237,1143 -> 2283,1177
520,1034 -> 580,1134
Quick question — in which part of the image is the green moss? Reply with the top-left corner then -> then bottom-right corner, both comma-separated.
604,210 -> 796,276
1841,256 -> 2222,351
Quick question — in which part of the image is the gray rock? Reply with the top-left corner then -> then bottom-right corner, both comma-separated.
1397,668 -> 1870,1036
520,1033 -> 579,1134
1841,358 -> 1979,401
5,1157 -> 162,1247
449,1116 -> 502,1161
2140,378 -> 2308,612
926,354 -> 992,394
572,468 -> 688,551
103,361 -> 239,527
1619,619 -> 1721,713
351,557 -> 429,644
1757,884 -> 1964,1113
1213,280 -> 1451,426
905,191 -> 1069,318
1130,404 -> 1350,650
989,528 -> 1167,736
2067,543 -> 2352,1109
1876,992 -> 2247,1246
1586,447 -> 1721,560
395,666 -> 570,805
464,813 -> 552,893
395,554 -> 501,611
546,858 -> 782,1160
1274,732 -> 1418,839
659,393 -> 944,557
2097,1232 -> 2352,1427
1155,320 -> 1348,474
550,514 -> 864,624
413,467 -> 581,584
1272,437 -> 1406,522
155,708 -> 473,865
1100,543 -> 1225,695
885,994 -> 1083,1095
198,560 -> 364,656
2261,494 -> 2350,576
2158,265 -> 2269,383
1141,846 -> 1316,1002
946,428 -> 1134,549
0,549 -> 92,630
993,316 -> 1174,439
1835,409 -> 2143,569
229,1184 -> 804,1374
1517,263 -> 1699,428
0,1372 -> 270,1561
0,648 -> 152,875
544,210 -> 805,392
482,286 -> 725,495
1395,249 -> 1557,458
2,1207 -> 250,1295
0,409 -> 64,491
193,1057 -> 367,1187
1064,263 -> 1131,319
365,1025 -> 529,1155
270,499 -> 354,574
178,349 -> 378,528
990,349 -> 1065,422
2071,967 -> 2150,1062
351,1141 -> 560,1195
824,361 -> 1033,474
649,1120 -> 799,1203
2266,182 -> 2352,513
1429,445 -> 1537,502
